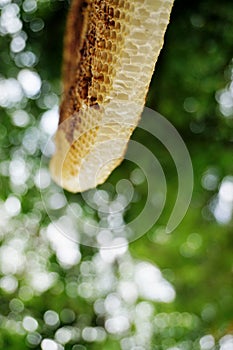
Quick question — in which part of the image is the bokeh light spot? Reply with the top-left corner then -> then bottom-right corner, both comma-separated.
23,316 -> 38,332
18,69 -> 41,98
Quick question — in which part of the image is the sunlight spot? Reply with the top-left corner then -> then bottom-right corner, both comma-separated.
134,262 -> 175,303
105,316 -> 130,334
154,313 -> 168,329
44,310 -> 60,327
48,192 -> 67,210
151,226 -> 171,245
0,78 -> 23,107
4,196 -> 21,216
104,294 -> 121,314
116,179 -> 134,202
9,298 -> 24,313
216,83 -> 233,118
72,346 -> 86,350
15,51 -> 37,67
27,332 -> 42,346
0,4 -> 22,34
30,18 -> 44,32
200,335 -> 215,350
47,223 -> 81,268
93,189 -> 109,206
12,110 -> 30,127
120,338 -> 135,350
10,35 -> 26,53
31,272 -> 56,293
78,282 -> 94,299
94,299 -> 105,315
82,327 -> 98,342
55,327 -> 72,344
213,177 -> 233,224
23,0 -> 37,13
130,168 -> 146,185
65,282 -> 78,298
0,0 -> 11,8
97,230 -> 113,246
19,285 -> 34,301
219,335 -> 233,350
107,212 -> 124,229
118,281 -> 138,304
135,302 -> 154,319
22,127 -> 40,154
23,316 -> 38,332
214,201 -> 232,224
180,233 -> 202,258
80,261 -> 94,276
219,178 -> 233,202
99,238 -> 128,261
0,275 -> 18,293
10,158 -> 29,186
41,339 -> 59,350
43,93 -> 59,109
219,90 -> 233,116
34,168 -> 51,190
40,108 -> 59,135
18,69 -> 41,98
95,327 -> 106,342
201,170 -> 219,191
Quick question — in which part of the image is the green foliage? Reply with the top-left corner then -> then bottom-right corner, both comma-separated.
0,0 -> 233,349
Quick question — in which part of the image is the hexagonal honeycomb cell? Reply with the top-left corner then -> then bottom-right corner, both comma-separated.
50,0 -> 174,192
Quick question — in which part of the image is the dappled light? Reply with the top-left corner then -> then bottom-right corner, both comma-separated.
0,0 -> 233,349
210,177 -> 233,224
216,62 -> 233,118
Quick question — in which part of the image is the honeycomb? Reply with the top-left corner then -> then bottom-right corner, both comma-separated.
50,0 -> 174,192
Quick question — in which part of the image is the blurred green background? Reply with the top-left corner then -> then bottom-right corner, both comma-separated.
0,0 -> 233,349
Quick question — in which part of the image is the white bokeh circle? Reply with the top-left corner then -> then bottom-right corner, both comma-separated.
40,107 -> 193,248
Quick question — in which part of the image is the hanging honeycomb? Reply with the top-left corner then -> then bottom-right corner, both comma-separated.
50,0 -> 174,192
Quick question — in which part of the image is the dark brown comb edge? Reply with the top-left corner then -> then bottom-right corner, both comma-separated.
58,0 -> 130,141
59,0 -> 90,124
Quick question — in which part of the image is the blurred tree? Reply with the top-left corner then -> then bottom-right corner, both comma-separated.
0,0 -> 233,349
